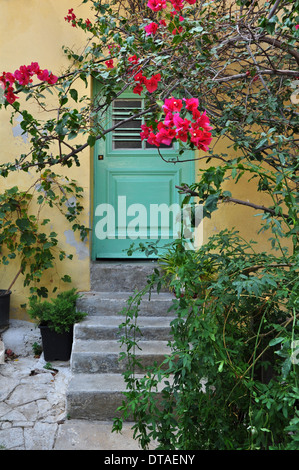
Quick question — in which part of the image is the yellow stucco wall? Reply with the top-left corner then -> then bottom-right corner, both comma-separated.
0,0 -> 92,320
196,139 -> 275,249
0,0 -> 278,321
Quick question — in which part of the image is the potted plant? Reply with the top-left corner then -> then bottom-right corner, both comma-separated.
27,288 -> 87,361
0,265 -> 21,328
0,289 -> 12,328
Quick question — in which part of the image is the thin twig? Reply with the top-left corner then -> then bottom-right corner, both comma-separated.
175,184 -> 289,219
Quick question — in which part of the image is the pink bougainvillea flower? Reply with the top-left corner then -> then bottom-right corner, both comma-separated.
192,110 -> 213,131
164,112 -> 175,127
173,113 -> 190,130
28,62 -> 41,74
140,123 -> 153,140
144,79 -> 157,93
176,128 -> 189,142
172,26 -> 183,35
14,65 -> 33,86
65,8 -> 75,17
2,62 -> 58,104
147,0 -> 167,12
159,19 -> 167,27
22,64 -> 58,85
173,114 -> 191,142
37,69 -> 50,81
147,131 -> 160,146
64,8 -> 77,27
156,127 -> 176,146
141,95 -> 213,150
6,72 -> 16,85
5,86 -> 19,104
105,59 -> 114,69
184,97 -> 199,112
169,0 -> 184,11
163,97 -> 183,114
185,0 -> 197,3
133,71 -> 160,94
133,83 -> 144,95
85,19 -> 92,29
295,24 -> 299,30
147,122 -> 176,147
190,128 -> 212,151
144,73 -> 161,93
128,55 -> 139,64
134,71 -> 147,84
144,22 -> 159,36
0,72 -> 18,103
47,73 -> 58,85
0,72 -> 15,87
198,132 -> 213,151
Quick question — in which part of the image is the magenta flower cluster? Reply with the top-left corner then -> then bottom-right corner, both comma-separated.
0,62 -> 58,104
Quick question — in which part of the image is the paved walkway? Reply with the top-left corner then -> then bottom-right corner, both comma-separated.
0,354 -> 143,450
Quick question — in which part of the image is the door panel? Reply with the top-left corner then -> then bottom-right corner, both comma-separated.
93,93 -> 195,259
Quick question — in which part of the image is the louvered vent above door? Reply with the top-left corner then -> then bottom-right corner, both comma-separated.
111,98 -> 173,151
112,99 -> 142,150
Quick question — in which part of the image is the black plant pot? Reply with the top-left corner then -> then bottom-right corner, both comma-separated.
39,324 -> 74,361
0,290 -> 11,327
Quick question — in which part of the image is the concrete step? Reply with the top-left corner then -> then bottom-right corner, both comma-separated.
90,261 -> 168,292
70,339 -> 170,374
66,373 -> 171,420
68,262 -> 175,423
77,291 -> 175,317
74,315 -> 174,341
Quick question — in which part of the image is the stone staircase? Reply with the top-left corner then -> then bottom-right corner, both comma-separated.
66,261 -> 174,421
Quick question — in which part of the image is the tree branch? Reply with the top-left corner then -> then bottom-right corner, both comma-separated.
268,0 -> 283,20
213,69 -> 299,83
175,184 -> 289,219
260,36 -> 299,66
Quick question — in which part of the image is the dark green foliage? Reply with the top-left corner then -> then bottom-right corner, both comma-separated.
27,288 -> 87,334
0,177 -> 88,298
114,232 -> 298,450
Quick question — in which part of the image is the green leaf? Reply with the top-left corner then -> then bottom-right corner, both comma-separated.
20,232 -> 36,246
269,337 -> 284,347
70,89 -> 78,102
16,218 -> 31,231
87,135 -> 96,147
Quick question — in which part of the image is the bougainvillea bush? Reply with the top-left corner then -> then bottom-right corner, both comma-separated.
0,0 -> 298,449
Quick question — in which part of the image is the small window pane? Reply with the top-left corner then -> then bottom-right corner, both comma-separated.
114,141 -> 142,149
146,142 -> 173,149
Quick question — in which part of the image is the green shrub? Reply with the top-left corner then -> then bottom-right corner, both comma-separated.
28,288 -> 87,334
114,231 -> 299,450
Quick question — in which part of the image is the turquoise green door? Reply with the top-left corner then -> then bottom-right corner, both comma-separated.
93,93 -> 195,259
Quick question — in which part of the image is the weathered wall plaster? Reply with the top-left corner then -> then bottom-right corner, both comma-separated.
64,230 -> 89,261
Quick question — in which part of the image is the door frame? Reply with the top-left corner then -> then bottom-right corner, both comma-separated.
91,85 -> 195,260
